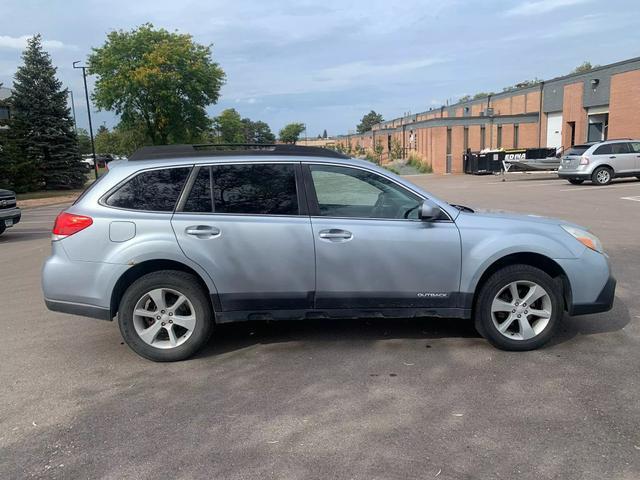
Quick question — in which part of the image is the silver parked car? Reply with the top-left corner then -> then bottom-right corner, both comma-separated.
558,139 -> 640,185
42,145 -> 615,361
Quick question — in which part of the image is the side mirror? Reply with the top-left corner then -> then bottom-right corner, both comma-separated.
419,201 -> 441,221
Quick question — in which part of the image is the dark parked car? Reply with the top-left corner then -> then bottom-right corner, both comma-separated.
0,189 -> 21,236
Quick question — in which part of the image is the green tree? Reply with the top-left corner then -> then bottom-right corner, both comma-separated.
242,118 -> 275,144
76,128 -> 93,155
279,122 -> 305,144
88,23 -> 226,145
390,138 -> 403,161
571,61 -> 599,74
373,139 -> 384,164
10,35 -> 85,190
94,123 -> 146,156
214,108 -> 245,143
357,110 -> 384,134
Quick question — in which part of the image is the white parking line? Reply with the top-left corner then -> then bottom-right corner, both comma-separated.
621,195 -> 640,202
559,184 -> 640,192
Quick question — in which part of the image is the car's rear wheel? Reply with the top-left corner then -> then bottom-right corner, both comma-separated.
567,179 -> 584,185
474,265 -> 562,351
118,270 -> 213,362
0,224 -> 5,236
592,166 -> 613,185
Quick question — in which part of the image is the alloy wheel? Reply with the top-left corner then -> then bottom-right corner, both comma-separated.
596,169 -> 610,184
490,281 -> 552,341
132,288 -> 196,349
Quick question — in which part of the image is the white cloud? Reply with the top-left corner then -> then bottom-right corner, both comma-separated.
505,0 -> 591,16
317,58 -> 446,88
0,35 -> 75,50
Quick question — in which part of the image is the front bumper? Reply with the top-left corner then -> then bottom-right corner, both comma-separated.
0,207 -> 21,226
569,276 -> 616,315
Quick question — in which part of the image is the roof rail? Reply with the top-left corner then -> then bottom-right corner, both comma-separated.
128,144 -> 350,161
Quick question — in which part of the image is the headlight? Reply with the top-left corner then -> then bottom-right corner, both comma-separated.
561,225 -> 603,253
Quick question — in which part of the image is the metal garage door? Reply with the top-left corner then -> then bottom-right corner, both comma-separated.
546,112 -> 562,149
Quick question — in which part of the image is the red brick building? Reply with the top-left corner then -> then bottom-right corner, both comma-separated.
337,57 -> 640,174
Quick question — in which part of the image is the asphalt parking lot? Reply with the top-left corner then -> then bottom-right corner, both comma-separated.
1,172 -> 639,479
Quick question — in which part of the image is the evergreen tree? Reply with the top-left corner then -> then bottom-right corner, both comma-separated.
11,34 -> 85,190
322,129 -> 328,139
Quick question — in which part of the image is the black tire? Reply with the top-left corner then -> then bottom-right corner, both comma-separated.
567,179 -> 584,185
474,265 -> 563,351
0,224 -> 5,236
591,166 -> 613,185
118,270 -> 213,362
636,175 -> 640,180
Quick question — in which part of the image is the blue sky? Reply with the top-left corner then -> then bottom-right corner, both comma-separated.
1,0 -> 639,137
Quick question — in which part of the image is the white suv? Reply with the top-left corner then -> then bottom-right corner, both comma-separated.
558,139 -> 640,185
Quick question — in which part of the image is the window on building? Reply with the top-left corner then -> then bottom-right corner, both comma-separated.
480,126 -> 486,150
497,125 -> 503,148
463,127 -> 469,152
106,167 -> 191,211
513,124 -> 519,148
446,128 -> 452,155
0,106 -> 9,120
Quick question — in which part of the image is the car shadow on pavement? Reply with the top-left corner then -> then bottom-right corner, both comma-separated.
196,316 -> 482,359
195,297 -> 631,358
548,296 -> 631,347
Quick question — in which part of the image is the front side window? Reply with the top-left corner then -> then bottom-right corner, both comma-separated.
309,164 -> 421,220
106,167 -> 190,211
184,163 -> 299,215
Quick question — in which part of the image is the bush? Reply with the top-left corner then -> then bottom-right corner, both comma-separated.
407,151 -> 433,173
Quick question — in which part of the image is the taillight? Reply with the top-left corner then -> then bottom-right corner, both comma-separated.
52,212 -> 93,240
580,155 -> 590,165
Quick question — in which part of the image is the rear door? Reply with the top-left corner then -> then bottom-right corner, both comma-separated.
304,163 -> 461,311
172,162 -> 315,312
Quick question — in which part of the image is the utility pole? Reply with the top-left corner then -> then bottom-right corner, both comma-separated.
73,61 -> 98,180
68,90 -> 77,133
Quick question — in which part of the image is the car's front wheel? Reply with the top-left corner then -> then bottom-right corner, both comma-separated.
118,270 -> 213,362
475,265 -> 563,351
592,166 -> 613,185
567,179 -> 584,185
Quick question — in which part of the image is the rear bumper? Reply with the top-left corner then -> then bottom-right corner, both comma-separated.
44,298 -> 112,320
569,276 -> 616,316
557,171 -> 591,180
0,207 -> 21,225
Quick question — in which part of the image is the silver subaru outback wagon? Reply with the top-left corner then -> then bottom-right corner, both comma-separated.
42,145 -> 615,361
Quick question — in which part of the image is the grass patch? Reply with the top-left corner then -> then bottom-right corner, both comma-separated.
17,189 -> 84,201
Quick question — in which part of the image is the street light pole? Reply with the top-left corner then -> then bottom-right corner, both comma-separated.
73,61 -> 98,180
68,90 -> 77,133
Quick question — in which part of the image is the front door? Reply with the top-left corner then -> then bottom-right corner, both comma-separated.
172,163 -> 315,312
629,142 -> 640,171
304,164 -> 461,310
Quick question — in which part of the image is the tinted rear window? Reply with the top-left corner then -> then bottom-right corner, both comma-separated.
183,164 -> 298,215
565,145 -> 590,156
106,167 -> 190,211
594,143 -> 630,155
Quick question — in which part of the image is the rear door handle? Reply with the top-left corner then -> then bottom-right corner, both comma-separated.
319,229 -> 352,241
185,225 -> 221,238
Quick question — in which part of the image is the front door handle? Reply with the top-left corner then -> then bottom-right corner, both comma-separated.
319,229 -> 352,241
609,156 -> 617,159
185,225 -> 221,238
